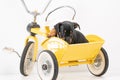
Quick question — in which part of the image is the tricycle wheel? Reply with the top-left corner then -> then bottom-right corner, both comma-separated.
87,47 -> 109,76
20,41 -> 35,76
37,50 -> 58,80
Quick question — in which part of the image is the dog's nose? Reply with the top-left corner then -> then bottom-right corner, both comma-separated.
61,38 -> 65,40
65,37 -> 73,44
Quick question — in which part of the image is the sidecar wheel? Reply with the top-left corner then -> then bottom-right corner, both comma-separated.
87,48 -> 109,76
37,50 -> 58,80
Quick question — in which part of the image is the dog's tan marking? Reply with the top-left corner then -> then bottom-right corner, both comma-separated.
47,28 -> 56,38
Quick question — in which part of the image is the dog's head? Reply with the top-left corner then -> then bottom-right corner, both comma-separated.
54,21 -> 80,43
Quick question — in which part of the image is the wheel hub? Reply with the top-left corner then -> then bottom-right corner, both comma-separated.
42,64 -> 48,70
94,56 -> 102,68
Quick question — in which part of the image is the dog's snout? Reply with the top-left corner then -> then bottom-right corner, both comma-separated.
65,37 -> 73,44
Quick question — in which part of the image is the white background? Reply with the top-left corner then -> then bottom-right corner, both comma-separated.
0,0 -> 120,80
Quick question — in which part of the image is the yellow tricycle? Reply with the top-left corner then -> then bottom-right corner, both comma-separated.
20,0 -> 109,80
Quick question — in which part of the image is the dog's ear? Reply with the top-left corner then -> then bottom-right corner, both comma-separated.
54,22 -> 62,33
73,22 -> 80,30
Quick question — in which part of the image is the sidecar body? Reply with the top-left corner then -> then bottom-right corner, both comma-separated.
41,35 -> 104,66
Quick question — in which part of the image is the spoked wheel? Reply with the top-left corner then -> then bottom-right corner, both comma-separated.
20,41 -> 35,76
37,50 -> 58,80
87,47 -> 109,76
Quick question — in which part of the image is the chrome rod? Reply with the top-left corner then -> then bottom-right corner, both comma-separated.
45,6 -> 76,22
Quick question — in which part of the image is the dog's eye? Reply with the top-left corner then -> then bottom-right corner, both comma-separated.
70,31 -> 73,33
59,32 -> 61,34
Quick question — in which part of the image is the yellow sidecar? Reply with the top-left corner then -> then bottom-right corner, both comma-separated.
37,33 -> 109,80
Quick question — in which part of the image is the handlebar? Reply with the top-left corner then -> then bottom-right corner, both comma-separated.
45,6 -> 76,22
21,0 -> 52,16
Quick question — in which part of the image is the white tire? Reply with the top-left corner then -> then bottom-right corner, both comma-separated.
37,50 -> 58,80
87,48 -> 109,76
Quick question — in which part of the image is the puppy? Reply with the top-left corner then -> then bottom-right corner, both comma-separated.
48,21 -> 88,44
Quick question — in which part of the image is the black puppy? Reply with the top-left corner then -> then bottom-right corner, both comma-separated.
54,21 -> 88,44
